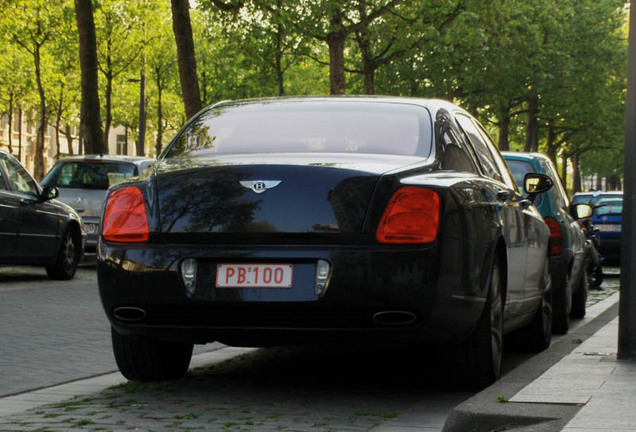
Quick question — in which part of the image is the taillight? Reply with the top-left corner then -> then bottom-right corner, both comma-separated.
376,187 -> 440,244
544,217 -> 563,255
102,186 -> 149,243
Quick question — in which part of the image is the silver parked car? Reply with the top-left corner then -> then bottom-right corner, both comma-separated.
41,155 -> 155,257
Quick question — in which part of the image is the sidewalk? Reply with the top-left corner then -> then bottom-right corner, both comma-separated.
511,315 -> 636,432
444,292 -> 634,432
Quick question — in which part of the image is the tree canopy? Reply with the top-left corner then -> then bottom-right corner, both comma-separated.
0,0 -> 628,190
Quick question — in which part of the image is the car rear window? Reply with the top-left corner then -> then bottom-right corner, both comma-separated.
164,101 -> 433,158
43,161 -> 137,190
593,197 -> 623,215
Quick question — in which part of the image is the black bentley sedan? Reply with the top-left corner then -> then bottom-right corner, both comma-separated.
0,150 -> 85,279
98,97 -> 553,388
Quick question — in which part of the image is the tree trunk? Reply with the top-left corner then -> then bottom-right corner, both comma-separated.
18,108 -> 22,161
327,9 -> 346,95
136,73 -> 146,156
155,68 -> 163,157
275,22 -> 285,96
572,152 -> 581,193
34,44 -> 47,181
356,1 -> 374,95
7,96 -> 13,154
171,0 -> 202,119
64,124 -> 75,156
497,105 -> 510,151
75,0 -> 105,155
544,122 -> 558,166
55,84 -> 64,158
561,152 -> 568,192
524,96 -> 539,153
104,44 -> 113,150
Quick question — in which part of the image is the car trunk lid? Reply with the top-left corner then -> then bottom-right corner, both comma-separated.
155,154 -> 425,244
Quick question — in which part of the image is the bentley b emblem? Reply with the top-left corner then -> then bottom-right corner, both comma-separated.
240,180 -> 281,194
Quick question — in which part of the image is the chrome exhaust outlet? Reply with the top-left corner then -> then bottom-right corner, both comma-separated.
373,310 -> 417,326
113,306 -> 147,322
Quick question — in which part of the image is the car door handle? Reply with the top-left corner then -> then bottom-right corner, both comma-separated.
496,190 -> 511,201
519,199 -> 532,208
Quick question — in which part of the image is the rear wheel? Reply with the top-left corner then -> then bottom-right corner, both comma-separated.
459,255 -> 503,389
523,257 -> 553,352
571,271 -> 588,319
46,228 -> 80,280
111,327 -> 193,381
552,271 -> 571,334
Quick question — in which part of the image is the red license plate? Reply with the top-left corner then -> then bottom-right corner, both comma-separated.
216,264 -> 293,288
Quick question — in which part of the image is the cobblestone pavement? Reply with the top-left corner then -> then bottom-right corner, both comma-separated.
0,268 -> 621,432
0,343 -> 473,432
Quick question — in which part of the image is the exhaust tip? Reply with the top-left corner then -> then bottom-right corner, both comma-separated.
373,310 -> 417,326
113,306 -> 147,322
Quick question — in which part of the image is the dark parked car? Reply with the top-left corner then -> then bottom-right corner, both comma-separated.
571,192 -> 594,207
98,97 -> 554,388
503,152 -> 589,334
41,155 -> 155,258
589,191 -> 623,264
0,150 -> 85,279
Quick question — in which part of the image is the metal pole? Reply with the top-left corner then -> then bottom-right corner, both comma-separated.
619,0 -> 636,360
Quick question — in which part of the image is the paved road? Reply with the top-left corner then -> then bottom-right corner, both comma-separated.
0,267 -> 114,397
0,265 -> 620,432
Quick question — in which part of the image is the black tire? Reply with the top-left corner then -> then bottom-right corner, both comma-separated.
45,227 -> 80,280
523,257 -> 553,352
459,255 -> 504,389
551,271 -> 571,334
571,271 -> 588,319
588,262 -> 603,290
111,327 -> 193,381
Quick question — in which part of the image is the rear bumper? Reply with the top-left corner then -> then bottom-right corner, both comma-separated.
549,254 -> 568,291
97,241 -> 487,347
598,238 -> 621,261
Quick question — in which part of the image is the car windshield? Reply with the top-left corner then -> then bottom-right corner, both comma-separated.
593,197 -> 623,215
43,161 -> 137,190
163,100 -> 433,158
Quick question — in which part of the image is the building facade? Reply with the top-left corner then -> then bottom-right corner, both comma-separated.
0,112 -> 142,177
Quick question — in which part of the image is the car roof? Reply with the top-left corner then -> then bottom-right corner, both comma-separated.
52,154 -> 155,165
210,95 -> 470,117
501,151 -> 549,164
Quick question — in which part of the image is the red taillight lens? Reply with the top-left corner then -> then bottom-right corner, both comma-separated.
376,187 -> 440,244
102,187 -> 149,243
544,217 -> 563,255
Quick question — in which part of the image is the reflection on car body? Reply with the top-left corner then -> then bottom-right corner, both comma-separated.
503,152 -> 589,335
97,97 -> 554,388
0,150 -> 85,279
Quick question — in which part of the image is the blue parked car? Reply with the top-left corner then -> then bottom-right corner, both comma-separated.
589,191 -> 622,264
503,152 -> 589,334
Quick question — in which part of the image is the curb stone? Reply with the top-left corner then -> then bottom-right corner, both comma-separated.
442,296 -> 619,432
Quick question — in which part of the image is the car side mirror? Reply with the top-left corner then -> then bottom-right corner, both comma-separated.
39,186 -> 59,202
572,203 -> 593,219
524,173 -> 553,202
